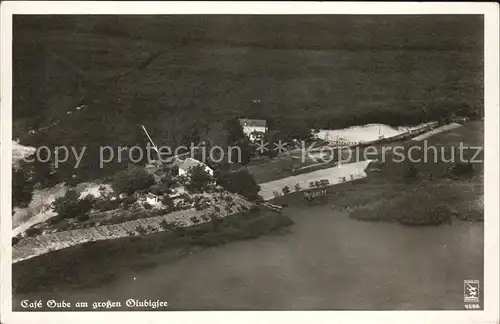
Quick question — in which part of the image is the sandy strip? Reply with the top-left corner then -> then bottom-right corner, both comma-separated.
412,123 -> 462,141
258,160 -> 373,201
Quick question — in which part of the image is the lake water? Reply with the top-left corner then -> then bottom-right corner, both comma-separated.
15,203 -> 483,310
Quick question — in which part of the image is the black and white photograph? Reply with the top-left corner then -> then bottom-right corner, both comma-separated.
1,2 -> 499,323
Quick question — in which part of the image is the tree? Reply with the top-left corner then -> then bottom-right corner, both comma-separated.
234,138 -> 253,165
24,153 -> 58,189
25,227 -> 42,237
224,118 -> 253,165
203,121 -> 229,161
161,195 -> 174,209
215,169 -> 261,201
111,164 -> 155,195
52,190 -> 94,220
224,117 -> 246,145
276,119 -> 312,142
12,167 -> 34,208
186,165 -> 213,193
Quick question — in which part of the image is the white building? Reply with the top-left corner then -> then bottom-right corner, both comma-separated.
239,118 -> 267,142
178,158 -> 214,177
145,192 -> 162,206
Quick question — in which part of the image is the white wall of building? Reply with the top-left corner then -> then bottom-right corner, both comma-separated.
178,165 -> 214,177
243,126 -> 267,141
146,196 -> 161,206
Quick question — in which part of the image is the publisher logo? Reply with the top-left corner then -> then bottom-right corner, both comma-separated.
464,280 -> 480,303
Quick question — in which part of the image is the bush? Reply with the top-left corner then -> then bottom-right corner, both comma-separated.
52,190 -> 94,220
12,167 -> 34,208
194,198 -> 210,211
190,216 -> 201,224
186,165 -> 214,193
176,174 -> 190,186
77,213 -> 90,222
294,183 -> 301,191
159,220 -> 178,231
143,202 -> 152,210
122,196 -> 137,209
12,236 -> 21,246
351,189 -> 457,226
282,186 -> 291,195
95,199 -> 120,212
135,225 -> 148,235
53,220 -> 71,231
397,203 -> 454,226
215,169 -> 261,201
309,181 -> 316,188
111,164 -> 155,195
161,196 -> 174,209
25,227 -> 42,237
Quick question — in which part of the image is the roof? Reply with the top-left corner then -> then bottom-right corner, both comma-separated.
239,118 -> 267,128
179,157 -> 212,172
146,192 -> 159,199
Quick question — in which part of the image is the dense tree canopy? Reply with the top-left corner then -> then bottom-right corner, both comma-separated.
111,164 -> 155,195
215,169 -> 261,201
52,190 -> 93,220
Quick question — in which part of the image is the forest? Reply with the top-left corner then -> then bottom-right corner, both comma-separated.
12,15 -> 484,182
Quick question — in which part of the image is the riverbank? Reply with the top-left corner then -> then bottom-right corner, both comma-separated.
12,193 -> 253,263
12,206 -> 293,296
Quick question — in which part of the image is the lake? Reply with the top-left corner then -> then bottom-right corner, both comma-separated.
14,203 -> 483,310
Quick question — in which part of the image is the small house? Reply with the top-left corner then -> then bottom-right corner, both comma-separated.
239,118 -> 268,142
178,158 -> 214,177
146,192 -> 161,205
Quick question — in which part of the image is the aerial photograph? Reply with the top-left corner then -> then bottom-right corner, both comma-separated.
10,15 -> 484,311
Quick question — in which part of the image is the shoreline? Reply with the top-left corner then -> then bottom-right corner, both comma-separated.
12,194 -> 253,264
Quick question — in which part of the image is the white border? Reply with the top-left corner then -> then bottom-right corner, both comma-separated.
1,2 -> 498,324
